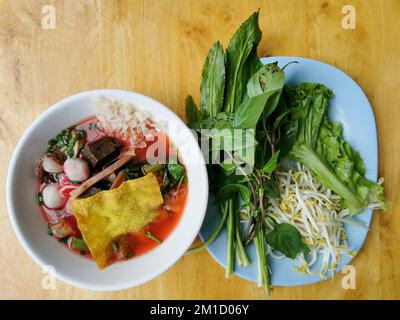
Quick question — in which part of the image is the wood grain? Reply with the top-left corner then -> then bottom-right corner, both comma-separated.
0,0 -> 399,300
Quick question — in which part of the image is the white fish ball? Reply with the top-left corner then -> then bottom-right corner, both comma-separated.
64,158 -> 90,182
42,156 -> 64,173
42,184 -> 66,209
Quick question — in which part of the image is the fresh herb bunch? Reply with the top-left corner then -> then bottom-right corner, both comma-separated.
185,11 -> 386,295
185,12 -> 309,294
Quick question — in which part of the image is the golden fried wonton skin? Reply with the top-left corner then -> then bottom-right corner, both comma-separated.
70,173 -> 163,269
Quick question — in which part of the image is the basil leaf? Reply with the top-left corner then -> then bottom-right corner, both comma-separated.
185,95 -> 200,126
247,63 -> 285,99
263,179 -> 280,198
232,89 -> 281,129
218,183 -> 251,204
219,161 -> 236,176
277,118 -> 299,157
199,127 -> 258,152
200,41 -> 226,117
208,165 -> 243,194
235,145 -> 257,169
224,11 -> 262,113
265,222 -> 309,259
261,150 -> 280,174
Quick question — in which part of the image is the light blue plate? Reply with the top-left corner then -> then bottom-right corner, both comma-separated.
199,57 -> 378,286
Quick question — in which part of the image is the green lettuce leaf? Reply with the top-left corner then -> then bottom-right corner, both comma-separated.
286,83 -> 387,215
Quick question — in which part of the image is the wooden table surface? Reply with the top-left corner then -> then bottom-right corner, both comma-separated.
0,0 -> 399,300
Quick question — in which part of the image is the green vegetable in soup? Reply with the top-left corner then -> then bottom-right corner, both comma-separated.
47,127 -> 86,158
37,192 -> 44,205
143,163 -> 163,174
112,242 -> 120,251
70,237 -> 89,252
167,163 -> 184,184
124,252 -> 134,260
46,224 -> 53,236
145,231 -> 162,244
58,236 -> 69,244
122,161 -> 142,180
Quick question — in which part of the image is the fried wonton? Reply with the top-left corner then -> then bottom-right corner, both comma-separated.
70,173 -> 163,269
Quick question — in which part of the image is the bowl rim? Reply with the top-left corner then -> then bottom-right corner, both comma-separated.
6,89 -> 209,291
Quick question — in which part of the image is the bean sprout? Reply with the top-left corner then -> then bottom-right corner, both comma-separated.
266,163 -> 367,278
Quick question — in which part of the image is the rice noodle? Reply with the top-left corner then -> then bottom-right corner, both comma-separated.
96,96 -> 158,149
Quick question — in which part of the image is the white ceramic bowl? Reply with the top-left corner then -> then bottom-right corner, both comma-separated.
6,89 -> 209,291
